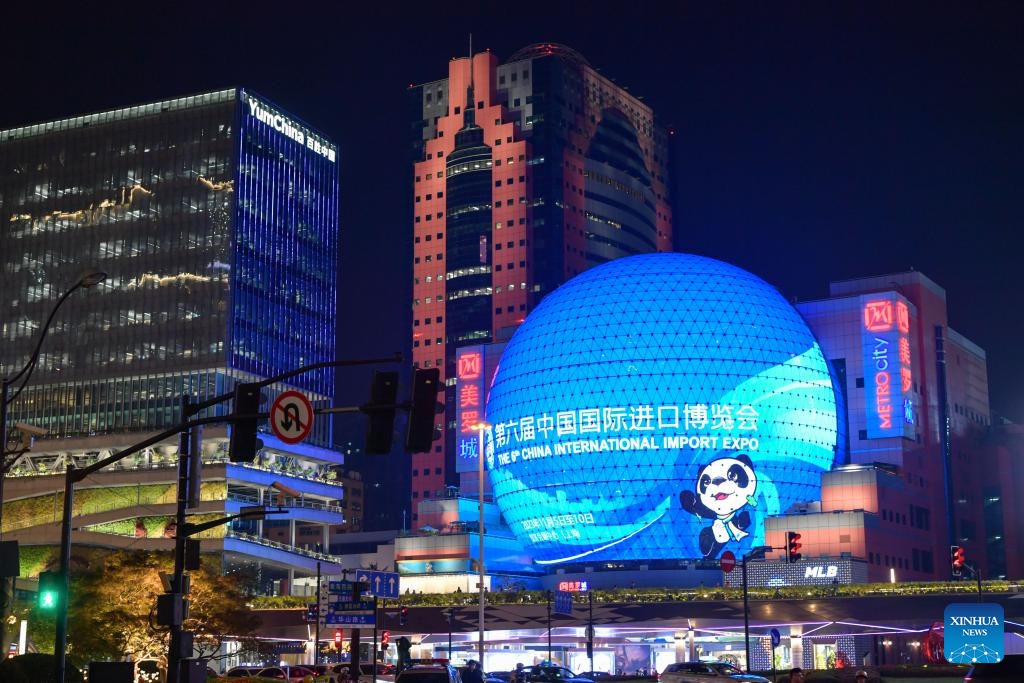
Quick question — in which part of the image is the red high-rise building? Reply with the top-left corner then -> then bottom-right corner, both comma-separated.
408,44 -> 674,521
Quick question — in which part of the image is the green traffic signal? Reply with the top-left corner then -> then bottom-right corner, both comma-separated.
38,570 -> 64,610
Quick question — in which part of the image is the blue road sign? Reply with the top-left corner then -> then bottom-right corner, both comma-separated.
324,613 -> 376,626
354,570 -> 401,599
333,600 -> 376,611
553,591 -> 573,616
770,628 -> 781,648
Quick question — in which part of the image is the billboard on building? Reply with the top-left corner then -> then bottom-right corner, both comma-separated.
455,343 -> 506,474
859,293 -> 916,439
484,253 -> 839,565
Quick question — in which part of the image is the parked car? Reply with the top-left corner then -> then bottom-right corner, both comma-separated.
459,665 -> 505,683
257,664 -> 320,681
362,663 -> 398,676
395,663 -> 463,683
660,662 -> 769,683
225,666 -> 263,678
964,654 -> 1024,680
520,666 -> 595,683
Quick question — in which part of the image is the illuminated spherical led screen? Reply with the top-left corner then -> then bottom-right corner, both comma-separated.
484,253 -> 838,565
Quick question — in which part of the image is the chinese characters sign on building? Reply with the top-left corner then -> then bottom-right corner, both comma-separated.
861,294 -> 915,439
455,344 -> 505,474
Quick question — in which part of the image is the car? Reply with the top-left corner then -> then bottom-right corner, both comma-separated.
520,666 -> 595,683
256,664 -> 320,681
578,674 -> 612,680
964,653 -> 1024,680
395,663 -> 463,683
315,663 -> 355,682
225,666 -> 263,679
362,663 -> 398,676
458,665 -> 506,683
660,662 -> 769,683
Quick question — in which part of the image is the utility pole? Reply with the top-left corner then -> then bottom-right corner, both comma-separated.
315,562 -> 322,669
546,590 -> 552,663
53,354 -> 401,683
587,589 -> 594,672
742,546 -> 772,673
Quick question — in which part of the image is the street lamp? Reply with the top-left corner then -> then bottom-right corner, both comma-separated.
0,269 -> 106,660
474,421 -> 489,666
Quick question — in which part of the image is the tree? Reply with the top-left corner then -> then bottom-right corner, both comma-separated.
52,549 -> 261,674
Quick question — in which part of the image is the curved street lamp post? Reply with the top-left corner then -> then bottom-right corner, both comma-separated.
0,271 -> 106,661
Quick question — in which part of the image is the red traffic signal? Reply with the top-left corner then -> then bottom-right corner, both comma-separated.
786,531 -> 803,563
382,630 -> 391,647
399,606 -> 409,626
951,545 -> 966,575
334,629 -> 343,646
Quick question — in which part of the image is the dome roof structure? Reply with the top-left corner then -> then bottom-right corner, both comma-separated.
484,253 -> 839,564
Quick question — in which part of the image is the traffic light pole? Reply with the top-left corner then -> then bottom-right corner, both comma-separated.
53,354 -> 401,683
166,395 -> 193,683
741,546 -> 773,674
315,562 -> 322,670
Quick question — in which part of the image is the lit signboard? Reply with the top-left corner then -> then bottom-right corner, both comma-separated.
485,253 -> 839,565
242,91 -> 337,163
557,580 -> 590,592
455,343 -> 505,474
860,294 -> 915,439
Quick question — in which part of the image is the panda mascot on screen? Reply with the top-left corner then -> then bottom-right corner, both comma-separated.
680,453 -> 759,558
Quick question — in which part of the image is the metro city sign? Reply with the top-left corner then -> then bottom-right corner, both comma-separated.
861,294 -> 915,439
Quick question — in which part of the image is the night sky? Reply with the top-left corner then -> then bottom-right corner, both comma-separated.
2,3 -> 1022,421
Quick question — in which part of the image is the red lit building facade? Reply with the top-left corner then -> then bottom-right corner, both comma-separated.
407,44 -> 673,522
765,271 -> 1022,581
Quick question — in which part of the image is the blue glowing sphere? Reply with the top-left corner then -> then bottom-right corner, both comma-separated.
484,253 -> 838,564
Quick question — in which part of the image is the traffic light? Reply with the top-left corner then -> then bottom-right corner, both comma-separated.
382,630 -> 391,647
38,570 -> 63,610
334,629 -> 343,647
405,368 -> 441,453
951,545 -> 966,576
786,531 -> 803,563
399,606 -> 409,626
229,383 -> 264,462
365,371 -> 399,454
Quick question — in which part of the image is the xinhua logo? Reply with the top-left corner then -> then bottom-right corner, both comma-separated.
944,603 -> 1004,663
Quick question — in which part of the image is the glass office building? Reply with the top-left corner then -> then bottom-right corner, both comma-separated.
0,89 -> 344,589
1,88 -> 337,437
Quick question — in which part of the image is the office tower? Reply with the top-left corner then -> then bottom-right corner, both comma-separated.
0,89 -> 344,588
407,44 -> 674,520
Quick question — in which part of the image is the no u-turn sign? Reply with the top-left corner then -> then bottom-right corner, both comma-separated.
270,390 -> 314,444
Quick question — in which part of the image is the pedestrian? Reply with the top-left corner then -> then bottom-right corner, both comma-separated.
514,662 -> 526,683
789,667 -> 805,683
855,671 -> 868,682
463,660 -> 484,683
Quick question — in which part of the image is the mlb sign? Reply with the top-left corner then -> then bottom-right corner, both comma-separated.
804,565 -> 838,579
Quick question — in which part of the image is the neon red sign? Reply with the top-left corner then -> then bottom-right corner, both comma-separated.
557,580 -> 590,592
862,295 -> 914,437
863,300 -> 894,332
458,353 -> 482,380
